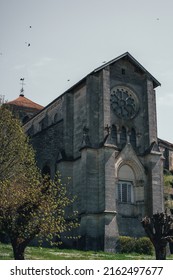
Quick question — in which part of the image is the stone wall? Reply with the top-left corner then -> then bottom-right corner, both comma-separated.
24,53 -> 164,252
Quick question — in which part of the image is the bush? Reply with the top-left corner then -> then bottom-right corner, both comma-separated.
116,236 -> 153,255
116,236 -> 135,253
135,237 -> 153,255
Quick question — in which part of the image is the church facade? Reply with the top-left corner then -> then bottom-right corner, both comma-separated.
24,52 -> 164,251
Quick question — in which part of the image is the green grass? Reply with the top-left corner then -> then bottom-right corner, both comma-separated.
0,242 -> 173,260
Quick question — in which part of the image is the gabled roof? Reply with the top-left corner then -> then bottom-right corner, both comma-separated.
158,138 -> 173,150
7,94 -> 44,110
63,52 -> 160,95
94,52 -> 161,88
24,52 -> 161,122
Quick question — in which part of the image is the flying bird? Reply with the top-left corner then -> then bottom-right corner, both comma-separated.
25,42 -> 30,47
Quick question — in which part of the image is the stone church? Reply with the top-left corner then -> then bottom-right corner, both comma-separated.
21,52 -> 165,251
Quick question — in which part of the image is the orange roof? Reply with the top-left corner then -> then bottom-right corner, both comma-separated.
7,94 -> 44,110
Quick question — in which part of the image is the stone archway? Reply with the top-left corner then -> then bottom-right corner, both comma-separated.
114,143 -> 146,236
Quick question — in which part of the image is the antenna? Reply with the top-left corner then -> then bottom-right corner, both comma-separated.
20,78 -> 25,96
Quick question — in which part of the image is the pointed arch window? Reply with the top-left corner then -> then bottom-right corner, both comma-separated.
130,128 -> 136,148
120,126 -> 127,146
117,164 -> 135,203
111,125 -> 117,144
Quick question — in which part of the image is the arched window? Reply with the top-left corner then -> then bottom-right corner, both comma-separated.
130,128 -> 136,148
111,125 -> 117,144
117,165 -> 135,203
120,126 -> 127,146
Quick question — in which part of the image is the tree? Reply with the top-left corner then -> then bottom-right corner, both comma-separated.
141,211 -> 173,260
0,107 -> 39,183
0,108 -> 78,259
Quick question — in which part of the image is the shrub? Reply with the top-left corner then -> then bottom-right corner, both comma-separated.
116,236 -> 135,253
135,237 -> 153,255
116,236 -> 153,255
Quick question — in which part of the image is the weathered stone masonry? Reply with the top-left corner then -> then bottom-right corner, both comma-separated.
24,52 -> 164,252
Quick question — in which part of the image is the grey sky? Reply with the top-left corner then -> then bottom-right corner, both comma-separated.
0,0 -> 173,141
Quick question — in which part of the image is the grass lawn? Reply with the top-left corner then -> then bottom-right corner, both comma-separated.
1,242 -> 173,260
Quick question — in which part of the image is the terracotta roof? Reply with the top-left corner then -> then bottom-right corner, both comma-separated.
7,94 -> 44,110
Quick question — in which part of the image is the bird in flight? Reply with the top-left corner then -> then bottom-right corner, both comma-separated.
25,42 -> 30,47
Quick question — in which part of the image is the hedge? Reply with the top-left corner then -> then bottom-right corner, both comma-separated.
116,236 -> 153,255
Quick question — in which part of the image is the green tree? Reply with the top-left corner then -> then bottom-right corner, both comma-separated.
164,173 -> 173,213
0,107 -> 38,183
0,108 -> 78,259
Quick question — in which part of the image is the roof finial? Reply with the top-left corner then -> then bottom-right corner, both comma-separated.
20,78 -> 25,97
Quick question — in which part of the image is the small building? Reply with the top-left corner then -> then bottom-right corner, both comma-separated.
158,138 -> 173,173
5,93 -> 44,124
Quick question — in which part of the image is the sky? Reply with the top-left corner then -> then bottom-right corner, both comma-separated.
0,0 -> 173,142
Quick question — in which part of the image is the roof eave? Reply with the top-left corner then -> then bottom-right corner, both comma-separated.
94,51 -> 161,88
53,52 -> 160,99
24,52 -> 161,122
